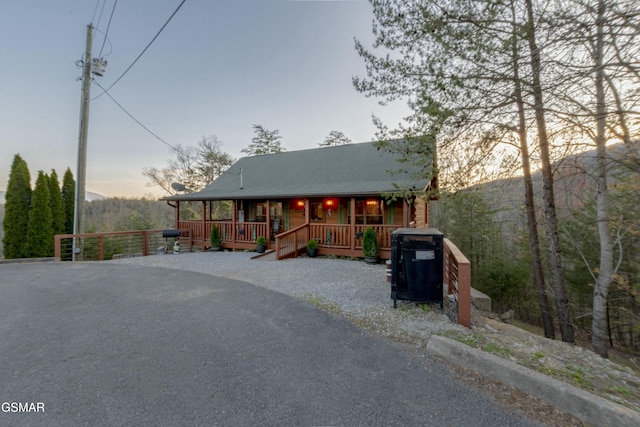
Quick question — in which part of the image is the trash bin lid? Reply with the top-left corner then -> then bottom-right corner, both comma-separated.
391,228 -> 443,237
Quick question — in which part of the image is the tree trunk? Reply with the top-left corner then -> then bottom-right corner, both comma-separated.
592,0 -> 613,358
524,0 -> 575,343
511,3 -> 555,339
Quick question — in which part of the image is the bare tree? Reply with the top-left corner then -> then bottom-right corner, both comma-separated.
143,135 -> 234,195
549,0 -> 640,357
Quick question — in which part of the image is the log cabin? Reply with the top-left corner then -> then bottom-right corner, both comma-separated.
163,141 -> 435,260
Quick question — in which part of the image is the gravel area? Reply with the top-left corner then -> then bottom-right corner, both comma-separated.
110,251 -> 466,343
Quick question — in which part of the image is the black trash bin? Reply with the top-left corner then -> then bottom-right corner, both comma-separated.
390,228 -> 444,309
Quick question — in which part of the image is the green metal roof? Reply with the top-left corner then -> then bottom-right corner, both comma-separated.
165,141 -> 431,201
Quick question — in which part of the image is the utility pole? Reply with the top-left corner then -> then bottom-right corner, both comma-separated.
72,24 -> 93,261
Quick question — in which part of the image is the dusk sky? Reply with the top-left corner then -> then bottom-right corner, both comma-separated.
0,0 -> 410,198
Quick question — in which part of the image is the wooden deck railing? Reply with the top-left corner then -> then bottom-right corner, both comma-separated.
444,238 -> 471,328
309,223 -> 399,252
177,219 -> 400,257
178,220 -> 268,249
275,224 -> 309,259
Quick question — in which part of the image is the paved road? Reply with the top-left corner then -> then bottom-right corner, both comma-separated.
0,262 -> 540,426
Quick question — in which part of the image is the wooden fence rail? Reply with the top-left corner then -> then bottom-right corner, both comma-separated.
444,238 -> 471,328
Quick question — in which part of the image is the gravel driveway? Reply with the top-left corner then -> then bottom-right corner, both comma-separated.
111,251 -> 465,343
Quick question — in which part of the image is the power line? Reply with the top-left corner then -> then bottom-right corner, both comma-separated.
91,0 -> 101,24
92,0 -> 187,101
93,80 -> 177,152
98,0 -> 118,58
95,0 -> 107,32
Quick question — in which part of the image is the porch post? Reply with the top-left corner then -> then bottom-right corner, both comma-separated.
305,199 -> 310,223
403,199 -> 409,227
175,201 -> 180,228
350,197 -> 356,252
266,200 -> 271,243
232,200 -> 237,244
201,201 -> 206,244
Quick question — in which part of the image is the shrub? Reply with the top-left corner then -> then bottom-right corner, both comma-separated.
210,224 -> 222,247
362,226 -> 378,257
307,239 -> 318,250
256,236 -> 267,246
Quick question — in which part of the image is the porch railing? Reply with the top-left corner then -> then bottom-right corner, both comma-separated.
309,224 -> 399,250
178,220 -> 268,247
444,238 -> 471,328
275,224 -> 309,259
178,219 -> 400,256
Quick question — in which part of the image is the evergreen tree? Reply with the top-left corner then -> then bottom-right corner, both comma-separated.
3,154 -> 32,258
241,124 -> 284,156
319,130 -> 352,147
61,168 -> 75,234
48,170 -> 65,235
26,171 -> 53,257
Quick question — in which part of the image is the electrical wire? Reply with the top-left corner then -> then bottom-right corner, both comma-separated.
98,0 -> 118,58
95,0 -> 107,33
91,0 -> 101,24
92,0 -> 187,101
93,28 -> 113,57
93,80 -> 177,152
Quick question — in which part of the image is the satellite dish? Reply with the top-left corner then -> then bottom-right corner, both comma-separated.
171,182 -> 186,192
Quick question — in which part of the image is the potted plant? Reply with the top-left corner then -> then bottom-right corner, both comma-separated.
362,226 -> 378,264
210,224 -> 222,251
256,236 -> 267,253
306,239 -> 318,258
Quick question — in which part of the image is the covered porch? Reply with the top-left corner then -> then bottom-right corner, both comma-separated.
173,195 -> 423,260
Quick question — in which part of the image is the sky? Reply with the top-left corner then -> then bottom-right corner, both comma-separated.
0,0 -> 410,199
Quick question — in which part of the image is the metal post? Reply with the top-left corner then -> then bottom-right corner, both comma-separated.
72,24 -> 93,261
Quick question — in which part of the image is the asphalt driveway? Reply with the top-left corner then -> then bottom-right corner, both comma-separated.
0,262 -> 539,426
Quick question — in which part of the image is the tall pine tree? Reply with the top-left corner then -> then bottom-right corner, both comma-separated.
3,154 -> 32,258
26,171 -> 53,257
48,170 -> 65,235
61,168 -> 75,234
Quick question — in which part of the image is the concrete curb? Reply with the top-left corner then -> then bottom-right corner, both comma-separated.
428,335 -> 640,427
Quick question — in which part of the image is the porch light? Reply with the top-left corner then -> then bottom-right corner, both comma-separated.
324,198 -> 336,208
366,200 -> 378,206
295,200 -> 305,210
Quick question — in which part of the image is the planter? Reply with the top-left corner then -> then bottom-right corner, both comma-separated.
364,256 -> 378,265
256,245 -> 266,253
210,246 -> 222,252
307,248 -> 318,258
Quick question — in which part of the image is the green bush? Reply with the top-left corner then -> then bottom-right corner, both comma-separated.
210,224 -> 222,247
256,236 -> 267,246
307,239 -> 318,250
362,226 -> 378,257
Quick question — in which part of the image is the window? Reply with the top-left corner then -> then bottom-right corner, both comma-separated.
311,202 -> 324,221
355,199 -> 383,224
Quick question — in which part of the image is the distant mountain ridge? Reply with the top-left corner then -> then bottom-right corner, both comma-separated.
0,190 -> 106,204
474,142 -> 638,223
